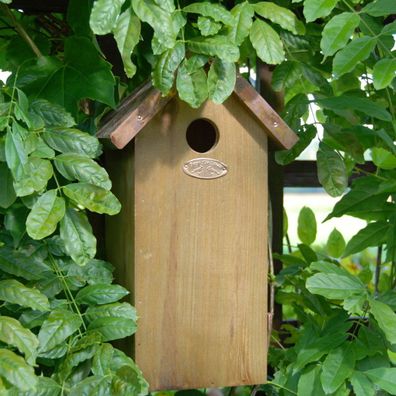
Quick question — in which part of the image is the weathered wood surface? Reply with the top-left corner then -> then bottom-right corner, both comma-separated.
131,95 -> 268,390
233,77 -> 298,150
97,77 -> 298,151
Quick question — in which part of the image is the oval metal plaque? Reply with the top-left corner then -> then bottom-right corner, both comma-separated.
183,158 -> 228,180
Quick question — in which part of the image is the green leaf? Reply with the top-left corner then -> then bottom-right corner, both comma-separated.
297,365 -> 325,396
303,0 -> 339,22
333,37 -> 377,77
68,259 -> 113,285
113,7 -> 141,78
187,36 -> 240,63
38,309 -> 82,353
321,344 -> 355,394
372,147 -> 396,170
132,0 -> 176,48
89,0 -> 126,35
5,123 -> 28,179
13,157 -> 53,197
369,298 -> 396,345
8,377 -> 62,396
272,61 -> 301,92
29,99 -> 75,127
0,316 -> 39,365
254,2 -> 305,35
362,0 -> 396,17
60,208 -> 97,266
54,153 -> 111,190
88,317 -> 137,341
85,302 -> 137,323
250,19 -> 285,65
69,375 -> 111,396
350,371 -> 375,396
0,349 -> 37,391
343,221 -> 389,257
92,343 -> 114,376
373,58 -> 396,90
75,284 -> 129,305
183,2 -> 234,26
0,162 -> 16,208
153,0 -> 175,13
297,206 -> 316,245
317,95 -> 392,122
153,42 -> 185,95
306,272 -> 366,299
197,17 -> 222,37
364,368 -> 396,394
0,279 -> 50,311
111,362 -> 149,395
326,228 -> 346,257
176,63 -> 208,108
43,127 -> 101,158
228,2 -> 254,45
207,58 -> 236,104
317,145 -> 347,197
63,183 -> 121,215
381,20 -> 396,35
26,190 -> 65,240
320,12 -> 360,57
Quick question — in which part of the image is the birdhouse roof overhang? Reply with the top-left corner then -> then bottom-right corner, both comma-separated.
97,76 -> 298,150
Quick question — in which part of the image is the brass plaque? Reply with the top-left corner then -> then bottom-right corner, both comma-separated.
182,158 -> 228,180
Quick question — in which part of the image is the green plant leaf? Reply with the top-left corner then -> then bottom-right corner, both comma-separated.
153,0 -> 175,12
132,0 -> 176,48
326,228 -> 346,257
54,153 -> 111,189
303,0 -> 339,22
63,183 -> 121,215
373,58 -> 396,90
5,123 -> 28,179
0,162 -> 16,208
68,259 -> 113,285
92,343 -> 114,376
111,361 -> 149,394
75,284 -> 129,305
0,316 -> 39,365
85,302 -> 137,322
0,279 -> 50,311
333,37 -> 377,77
183,2 -> 234,26
8,377 -> 62,396
0,349 -> 37,391
317,96 -> 392,122
207,58 -> 236,104
272,61 -> 301,92
29,99 -> 75,127
153,42 -> 185,95
320,12 -> 360,57
228,2 -> 254,45
69,375 -> 111,396
88,317 -> 137,341
350,371 -> 375,396
297,206 -> 317,245
320,344 -> 355,394
364,368 -> 396,394
197,17 -> 222,36
89,0 -> 125,35
254,2 -> 305,35
297,365 -> 325,396
317,145 -> 347,197
42,128 -> 102,158
343,221 -> 389,257
250,19 -> 285,65
176,63 -> 208,108
113,7 -> 141,78
59,208 -> 97,266
372,147 -> 396,170
38,309 -> 82,354
362,0 -> 396,17
187,36 -> 240,63
369,298 -> 396,345
306,272 -> 366,299
26,190 -> 65,240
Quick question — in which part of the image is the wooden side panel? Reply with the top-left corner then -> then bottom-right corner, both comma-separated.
134,95 -> 268,390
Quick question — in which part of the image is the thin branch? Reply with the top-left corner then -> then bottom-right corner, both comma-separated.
374,244 -> 382,296
0,4 -> 42,58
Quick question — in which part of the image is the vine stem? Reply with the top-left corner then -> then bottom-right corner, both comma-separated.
374,244 -> 382,296
0,4 -> 43,58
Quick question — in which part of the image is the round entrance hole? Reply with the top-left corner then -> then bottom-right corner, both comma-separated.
186,118 -> 219,153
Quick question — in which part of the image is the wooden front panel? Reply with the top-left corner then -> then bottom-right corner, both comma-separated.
133,95 -> 268,390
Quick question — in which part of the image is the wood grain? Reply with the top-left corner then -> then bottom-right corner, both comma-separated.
131,95 -> 268,390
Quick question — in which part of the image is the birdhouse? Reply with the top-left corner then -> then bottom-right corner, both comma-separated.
98,76 -> 297,391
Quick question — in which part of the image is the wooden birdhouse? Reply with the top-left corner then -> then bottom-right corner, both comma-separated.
98,76 -> 297,391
